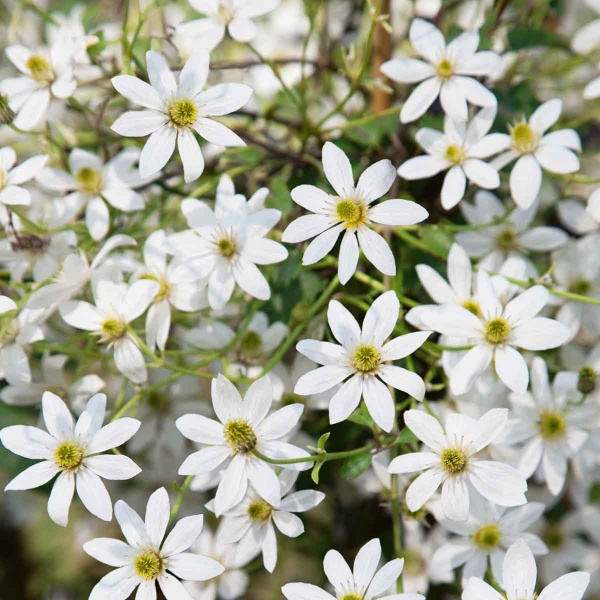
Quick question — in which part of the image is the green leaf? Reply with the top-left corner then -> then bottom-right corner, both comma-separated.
348,404 -> 375,428
317,432 -> 330,450
339,454 -> 372,480
507,27 -> 569,51
311,459 -> 325,484
419,227 -> 453,258
396,428 -> 417,444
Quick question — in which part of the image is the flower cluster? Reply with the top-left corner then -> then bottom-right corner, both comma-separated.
0,1 -> 599,599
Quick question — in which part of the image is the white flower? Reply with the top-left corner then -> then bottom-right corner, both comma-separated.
83,487 -> 224,600
0,352 -> 104,410
111,50 -> 252,182
176,0 -> 280,50
398,108 -> 502,209
0,391 -> 141,526
25,234 -> 136,312
572,1 -> 600,57
491,99 -> 581,209
0,147 -> 47,207
59,279 -> 160,383
558,190 -> 600,235
135,230 -> 209,351
456,191 -> 567,274
432,495 -> 547,585
282,142 -> 428,284
216,470 -> 325,573
37,148 -> 152,240
381,19 -> 501,123
176,374 -> 310,516
282,537 -> 423,600
0,294 -> 17,314
0,42 -> 77,130
388,408 -> 527,521
295,291 -> 431,432
166,195 -> 287,309
183,525 -> 251,600
462,539 -> 590,600
421,269 -> 570,395
0,307 -> 44,385
502,357 -> 594,496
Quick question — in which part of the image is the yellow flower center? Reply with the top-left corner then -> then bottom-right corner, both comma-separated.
472,524 -> 502,551
440,448 -> 467,474
538,410 -> 566,440
569,279 -> 591,295
247,500 -> 273,522
541,524 -> 564,549
100,317 -> 127,341
75,167 -> 103,194
461,299 -> 481,317
134,550 -> 162,580
215,232 -> 238,259
578,366 -> 597,395
436,58 -> 454,79
223,418 -> 257,453
238,330 -> 263,362
0,169 -> 6,190
168,98 -> 198,127
340,595 -> 362,600
54,441 -> 84,470
352,344 -> 381,373
496,228 -> 517,251
444,144 -> 465,165
484,317 -> 510,345
335,198 -> 368,229
26,54 -> 53,83
510,122 -> 537,154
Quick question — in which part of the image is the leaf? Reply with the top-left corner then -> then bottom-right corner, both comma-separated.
339,454 -> 372,480
419,227 -> 453,258
348,404 -> 375,428
317,432 -> 330,450
396,428 -> 417,444
311,459 -> 325,484
507,27 -> 569,51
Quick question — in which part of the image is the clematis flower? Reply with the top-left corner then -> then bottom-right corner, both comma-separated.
83,487 -> 224,600
111,50 -> 252,182
381,18 -> 501,123
388,408 -> 528,521
295,291 -> 431,432
0,147 -> 48,207
282,142 -> 428,284
0,392 -> 141,526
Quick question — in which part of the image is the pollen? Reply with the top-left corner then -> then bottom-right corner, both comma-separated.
496,228 -> 517,251
578,366 -> 597,395
100,317 -> 127,340
54,441 -> 84,470
461,299 -> 481,317
168,98 -> 198,127
484,317 -> 510,345
75,167 -> 103,194
538,410 -> 566,440
444,144 -> 465,165
352,344 -> 381,373
340,595 -> 362,600
436,58 -> 454,79
215,233 -> 238,259
247,500 -> 273,522
134,550 -> 162,580
472,523 -> 502,551
440,447 -> 467,474
335,198 -> 368,229
223,418 -> 258,453
26,54 -> 53,83
510,122 -> 537,154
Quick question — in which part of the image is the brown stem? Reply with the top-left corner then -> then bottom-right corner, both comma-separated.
371,0 -> 392,115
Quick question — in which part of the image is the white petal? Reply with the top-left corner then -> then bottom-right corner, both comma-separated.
402,409 -> 446,451
5,460 -> 58,490
42,391 -> 74,440
167,553 -> 224,581
47,471 -> 75,526
530,99 -> 562,134
338,230 -> 359,284
112,75 -> 164,110
441,476 -> 469,521
356,159 -> 395,202
162,514 -> 204,556
441,166 -> 466,210
362,290 -> 399,347
76,467 -> 113,521
363,376 -> 395,432
400,78 -> 441,123
87,418 -> 141,454
85,454 -> 140,480
406,468 -> 444,512
322,142 -> 354,198
357,227 -> 396,276
111,110 -> 168,137
177,128 -> 205,182
398,155 -> 447,180
368,199 -> 429,226
139,126 -> 177,179
450,345 -> 493,396
534,145 -> 579,174
380,57 -> 434,83
83,538 -> 136,567
328,374 -> 363,424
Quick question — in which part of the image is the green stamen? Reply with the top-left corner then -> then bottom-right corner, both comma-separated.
223,418 -> 257,453
484,317 -> 510,345
134,550 -> 162,580
352,345 -> 381,373
54,441 -> 84,470
472,524 -> 502,551
168,98 -> 198,127
440,448 -> 467,474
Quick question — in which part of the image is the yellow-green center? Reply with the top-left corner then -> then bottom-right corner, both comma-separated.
462,299 -> 481,317
247,500 -> 273,522
541,524 -> 564,549
223,418 -> 257,453
445,144 -> 465,165
0,169 -> 6,190
484,317 -> 510,345
538,410 -> 566,440
440,447 -> 467,474
238,330 -> 263,362
168,98 -> 198,127
101,318 -> 127,340
352,344 -> 381,373
496,228 -> 517,251
335,198 -> 367,229
436,58 -> 454,79
578,366 -> 597,395
511,122 -> 537,154
54,441 -> 84,470
472,524 -> 502,551
26,55 -> 53,83
569,279 -> 592,295
340,595 -> 362,600
216,236 -> 237,259
134,550 -> 162,580
75,166 -> 103,194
